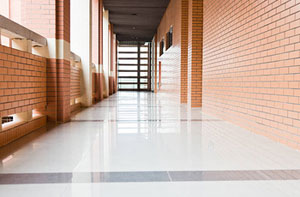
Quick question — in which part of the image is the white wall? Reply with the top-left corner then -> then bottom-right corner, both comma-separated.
70,0 -> 92,106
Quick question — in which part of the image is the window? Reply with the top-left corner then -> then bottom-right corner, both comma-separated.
159,39 -> 164,56
2,116 -> 13,124
166,27 -> 173,50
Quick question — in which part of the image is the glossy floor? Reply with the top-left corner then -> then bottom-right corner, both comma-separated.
1,92 -> 300,196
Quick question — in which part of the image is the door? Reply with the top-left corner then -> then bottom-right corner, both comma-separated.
117,42 -> 151,91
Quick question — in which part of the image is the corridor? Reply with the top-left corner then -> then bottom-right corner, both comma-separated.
1,92 -> 300,196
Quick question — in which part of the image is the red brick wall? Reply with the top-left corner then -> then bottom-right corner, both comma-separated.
20,0 -> 70,42
21,0 -> 71,122
203,0 -> 300,149
156,0 -> 182,103
21,0 -> 56,38
0,116 -> 46,147
0,44 -> 47,117
0,44 -> 47,147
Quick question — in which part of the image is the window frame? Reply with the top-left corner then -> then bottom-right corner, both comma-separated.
166,26 -> 173,50
159,39 -> 164,56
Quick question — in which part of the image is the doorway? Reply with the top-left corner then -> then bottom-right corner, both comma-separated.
117,42 -> 151,91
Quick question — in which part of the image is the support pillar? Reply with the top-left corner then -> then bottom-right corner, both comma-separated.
187,0 -> 203,108
21,0 -> 71,122
181,0 -> 189,103
0,116 -> 2,132
102,9 -> 110,98
154,34 -> 158,93
92,0 -> 104,102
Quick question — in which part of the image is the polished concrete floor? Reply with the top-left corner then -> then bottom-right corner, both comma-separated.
1,92 -> 300,196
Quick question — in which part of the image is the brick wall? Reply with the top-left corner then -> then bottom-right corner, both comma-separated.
156,0 -> 182,103
21,0 -> 70,42
21,0 -> 71,122
203,0 -> 300,150
0,44 -> 47,117
0,44 -> 47,147
21,0 -> 56,38
0,116 -> 46,147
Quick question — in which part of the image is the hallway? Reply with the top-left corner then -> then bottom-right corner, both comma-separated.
1,92 -> 300,196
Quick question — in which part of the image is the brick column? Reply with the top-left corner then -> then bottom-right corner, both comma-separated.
99,0 -> 104,101
181,0 -> 189,104
188,0 -> 203,107
92,0 -> 103,102
114,38 -> 118,93
154,34 -> 158,93
109,24 -> 117,95
21,0 -> 71,122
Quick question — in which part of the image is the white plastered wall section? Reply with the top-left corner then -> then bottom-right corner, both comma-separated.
103,9 -> 110,98
70,0 -> 93,107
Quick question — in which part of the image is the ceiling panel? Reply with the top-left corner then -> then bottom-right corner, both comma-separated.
103,0 -> 170,42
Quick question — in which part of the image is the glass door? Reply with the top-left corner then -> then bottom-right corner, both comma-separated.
118,42 -> 151,91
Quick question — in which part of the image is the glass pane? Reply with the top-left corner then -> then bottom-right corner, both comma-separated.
118,78 -> 138,83
140,72 -> 148,77
119,59 -> 138,64
118,53 -> 138,58
140,84 -> 148,89
140,47 -> 148,52
119,66 -> 138,71
140,78 -> 148,83
119,84 -> 138,89
140,53 -> 148,58
140,66 -> 148,70
118,46 -> 137,52
118,72 -> 138,77
141,60 -> 148,64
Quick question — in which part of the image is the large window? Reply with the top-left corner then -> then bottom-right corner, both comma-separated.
159,39 -> 164,56
166,27 -> 173,50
